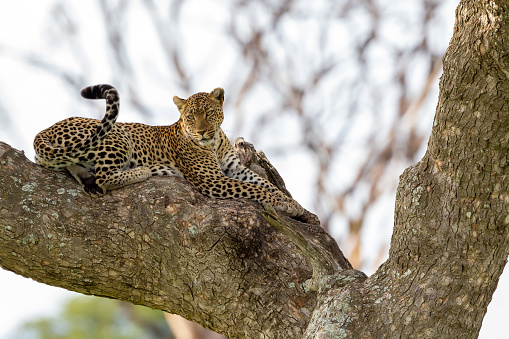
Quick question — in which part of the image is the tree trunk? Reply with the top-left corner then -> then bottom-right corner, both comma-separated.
1,0 -> 508,337
302,1 -> 509,337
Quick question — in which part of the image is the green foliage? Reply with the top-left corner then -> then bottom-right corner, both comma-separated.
10,296 -> 173,339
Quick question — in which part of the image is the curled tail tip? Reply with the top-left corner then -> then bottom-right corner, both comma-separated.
80,84 -> 117,100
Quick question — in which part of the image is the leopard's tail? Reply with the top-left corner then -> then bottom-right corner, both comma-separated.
79,84 -> 120,150
33,85 -> 120,169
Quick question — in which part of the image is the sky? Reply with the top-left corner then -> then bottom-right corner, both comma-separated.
0,0 -> 508,338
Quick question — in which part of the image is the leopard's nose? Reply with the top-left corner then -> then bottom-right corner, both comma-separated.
196,129 -> 207,136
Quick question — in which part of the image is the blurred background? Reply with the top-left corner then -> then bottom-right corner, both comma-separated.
0,0 -> 507,338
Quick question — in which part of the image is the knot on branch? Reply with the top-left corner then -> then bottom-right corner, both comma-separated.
234,137 -> 319,224
234,137 -> 293,198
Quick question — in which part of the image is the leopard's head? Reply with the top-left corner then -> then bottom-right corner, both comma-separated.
173,88 -> 225,146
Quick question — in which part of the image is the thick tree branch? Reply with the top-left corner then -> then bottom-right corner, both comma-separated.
1,141 -> 308,337
0,141 -> 356,338
302,1 -> 509,338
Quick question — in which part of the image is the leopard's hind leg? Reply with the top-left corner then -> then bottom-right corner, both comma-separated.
93,164 -> 181,195
66,164 -> 103,195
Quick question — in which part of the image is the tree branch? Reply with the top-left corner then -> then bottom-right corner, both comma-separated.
234,137 -> 362,292
0,141 -> 357,338
260,204 -> 366,293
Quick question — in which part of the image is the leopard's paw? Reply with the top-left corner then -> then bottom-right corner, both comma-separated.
82,179 -> 106,197
275,196 -> 305,217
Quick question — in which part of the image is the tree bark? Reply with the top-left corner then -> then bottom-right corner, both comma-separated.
0,141 -> 319,338
302,1 -> 509,337
1,0 -> 509,338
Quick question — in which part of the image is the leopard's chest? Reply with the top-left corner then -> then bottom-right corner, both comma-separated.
169,134 -> 223,174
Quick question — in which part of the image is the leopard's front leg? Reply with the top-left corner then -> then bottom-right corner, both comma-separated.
219,149 -> 282,193
188,174 -> 304,217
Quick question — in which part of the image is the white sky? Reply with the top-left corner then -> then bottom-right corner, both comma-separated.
0,0 -> 507,338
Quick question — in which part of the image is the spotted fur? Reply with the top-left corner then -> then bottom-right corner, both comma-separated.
33,84 -> 304,216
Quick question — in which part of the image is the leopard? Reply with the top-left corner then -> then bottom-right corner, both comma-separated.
33,84 -> 305,217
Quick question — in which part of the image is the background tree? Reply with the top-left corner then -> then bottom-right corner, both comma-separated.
10,296 -> 172,339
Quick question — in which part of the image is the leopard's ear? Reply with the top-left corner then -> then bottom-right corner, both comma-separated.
173,96 -> 187,112
209,88 -> 224,105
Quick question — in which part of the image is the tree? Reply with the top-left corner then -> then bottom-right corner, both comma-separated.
1,0 -> 507,337
10,296 -> 172,339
